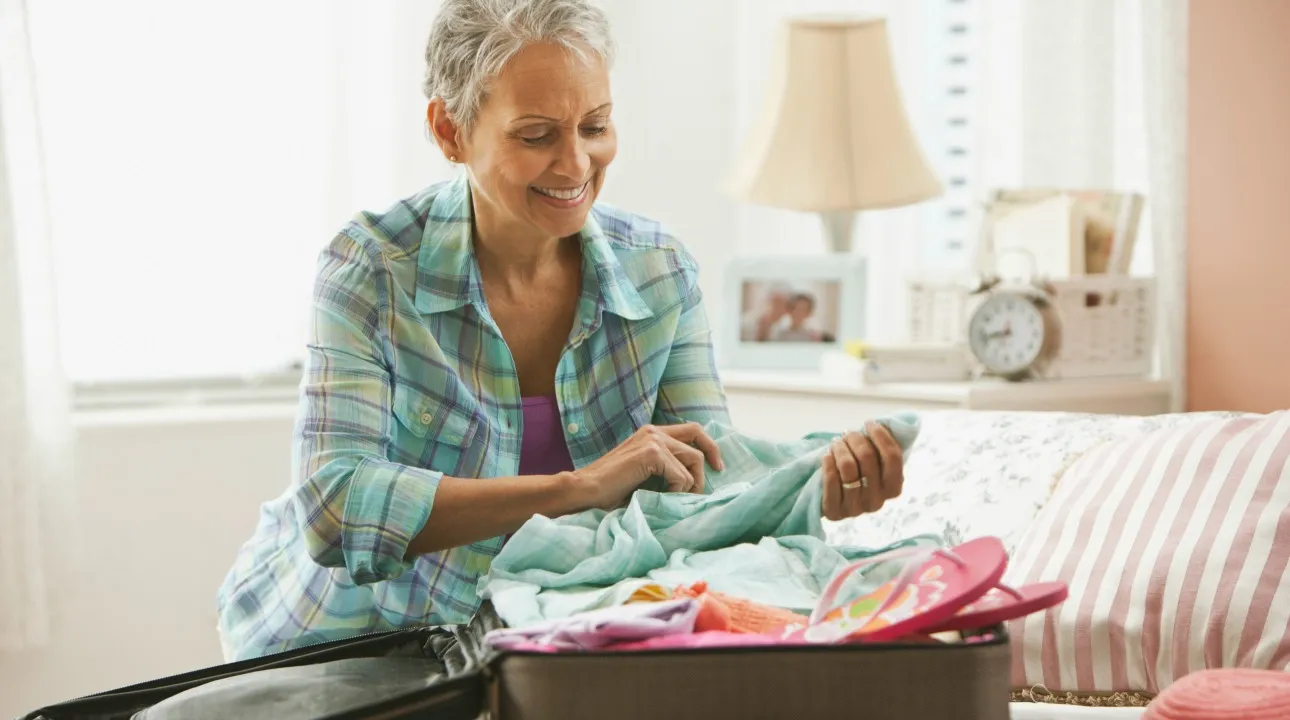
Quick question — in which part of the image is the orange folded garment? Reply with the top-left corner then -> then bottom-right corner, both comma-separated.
1144,669 -> 1290,720
673,582 -> 809,635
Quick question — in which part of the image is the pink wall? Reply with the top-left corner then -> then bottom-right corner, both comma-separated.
1187,0 -> 1290,412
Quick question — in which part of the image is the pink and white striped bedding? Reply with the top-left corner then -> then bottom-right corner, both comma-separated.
1004,410 -> 1290,695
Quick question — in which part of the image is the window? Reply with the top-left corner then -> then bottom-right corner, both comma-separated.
29,2 -> 331,383
27,1 -> 448,385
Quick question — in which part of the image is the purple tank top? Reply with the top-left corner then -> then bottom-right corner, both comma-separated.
518,396 -> 575,477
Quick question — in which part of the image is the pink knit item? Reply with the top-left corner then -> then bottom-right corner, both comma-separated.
1144,669 -> 1290,720
672,582 -> 809,634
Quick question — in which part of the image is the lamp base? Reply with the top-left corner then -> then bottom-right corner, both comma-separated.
820,211 -> 857,254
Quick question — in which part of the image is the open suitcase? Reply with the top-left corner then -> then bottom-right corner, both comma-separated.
22,537 -> 1042,720
22,536 -> 1059,720
18,603 -> 1012,720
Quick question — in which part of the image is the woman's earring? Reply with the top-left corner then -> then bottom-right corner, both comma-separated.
449,155 -> 458,163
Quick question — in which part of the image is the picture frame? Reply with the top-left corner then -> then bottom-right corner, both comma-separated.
717,253 -> 867,370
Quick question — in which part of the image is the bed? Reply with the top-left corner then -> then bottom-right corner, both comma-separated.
829,407 -> 1285,718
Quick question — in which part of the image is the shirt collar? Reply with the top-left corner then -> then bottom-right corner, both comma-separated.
414,174 -> 653,321
414,174 -> 483,315
578,209 -> 653,321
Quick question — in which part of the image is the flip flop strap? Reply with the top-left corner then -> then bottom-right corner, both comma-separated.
992,583 -> 1025,602
809,546 -> 968,625
810,548 -> 929,624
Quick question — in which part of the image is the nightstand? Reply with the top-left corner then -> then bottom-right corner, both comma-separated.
718,370 -> 1173,440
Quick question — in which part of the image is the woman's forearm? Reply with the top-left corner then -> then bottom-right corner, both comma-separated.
405,472 -> 593,557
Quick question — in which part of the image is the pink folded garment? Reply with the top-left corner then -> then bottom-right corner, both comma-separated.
1144,669 -> 1290,720
484,598 -> 700,652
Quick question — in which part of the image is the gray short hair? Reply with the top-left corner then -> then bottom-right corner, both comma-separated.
423,0 -> 616,135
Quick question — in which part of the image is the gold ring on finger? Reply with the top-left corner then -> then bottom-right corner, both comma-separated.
842,476 -> 870,491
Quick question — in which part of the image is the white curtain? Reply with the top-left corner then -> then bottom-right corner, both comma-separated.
0,0 -> 79,651
1140,0 -> 1189,413
976,0 -> 1189,410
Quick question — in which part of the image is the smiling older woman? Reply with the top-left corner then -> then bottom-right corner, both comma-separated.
216,0 -> 905,660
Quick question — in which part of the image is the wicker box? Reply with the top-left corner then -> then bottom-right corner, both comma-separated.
908,276 -> 1157,379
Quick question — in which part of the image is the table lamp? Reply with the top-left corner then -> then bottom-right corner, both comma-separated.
725,15 -> 943,254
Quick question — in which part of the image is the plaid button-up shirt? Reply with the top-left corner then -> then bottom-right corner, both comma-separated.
217,174 -> 730,660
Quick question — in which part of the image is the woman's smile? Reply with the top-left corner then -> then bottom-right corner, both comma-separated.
531,180 -> 590,208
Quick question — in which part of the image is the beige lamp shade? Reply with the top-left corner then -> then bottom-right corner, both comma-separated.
726,15 -> 943,212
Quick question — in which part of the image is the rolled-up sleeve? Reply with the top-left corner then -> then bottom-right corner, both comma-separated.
291,231 -> 440,585
653,250 -> 732,427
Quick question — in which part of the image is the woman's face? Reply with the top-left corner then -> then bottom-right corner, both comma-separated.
435,42 -> 616,243
788,298 -> 814,324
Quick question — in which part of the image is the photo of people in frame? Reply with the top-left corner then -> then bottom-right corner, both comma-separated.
738,279 -> 841,344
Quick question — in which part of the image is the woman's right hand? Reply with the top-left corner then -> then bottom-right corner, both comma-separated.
572,423 -> 725,511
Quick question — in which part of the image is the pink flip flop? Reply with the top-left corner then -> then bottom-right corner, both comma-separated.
785,536 -> 1010,644
923,581 -> 1068,633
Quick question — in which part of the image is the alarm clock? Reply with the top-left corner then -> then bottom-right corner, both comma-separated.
966,276 -> 1063,381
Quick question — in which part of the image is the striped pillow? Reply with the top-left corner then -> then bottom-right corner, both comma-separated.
1004,410 -> 1290,696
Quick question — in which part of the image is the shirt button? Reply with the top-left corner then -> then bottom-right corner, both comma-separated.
567,422 -> 580,434
420,412 -> 433,425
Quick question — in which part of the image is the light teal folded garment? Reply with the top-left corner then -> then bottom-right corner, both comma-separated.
480,413 -> 944,628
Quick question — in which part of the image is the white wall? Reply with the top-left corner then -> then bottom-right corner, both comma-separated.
598,0 -> 742,329
0,406 -> 296,717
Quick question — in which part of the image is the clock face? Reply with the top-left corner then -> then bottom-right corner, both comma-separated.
968,293 -> 1047,376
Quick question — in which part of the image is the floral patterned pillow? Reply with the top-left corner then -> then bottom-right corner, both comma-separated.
825,410 -> 1251,553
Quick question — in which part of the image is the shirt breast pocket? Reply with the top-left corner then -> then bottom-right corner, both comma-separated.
608,398 -> 654,448
391,383 -> 484,477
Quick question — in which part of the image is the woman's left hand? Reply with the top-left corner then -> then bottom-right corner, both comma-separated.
820,421 -> 904,521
